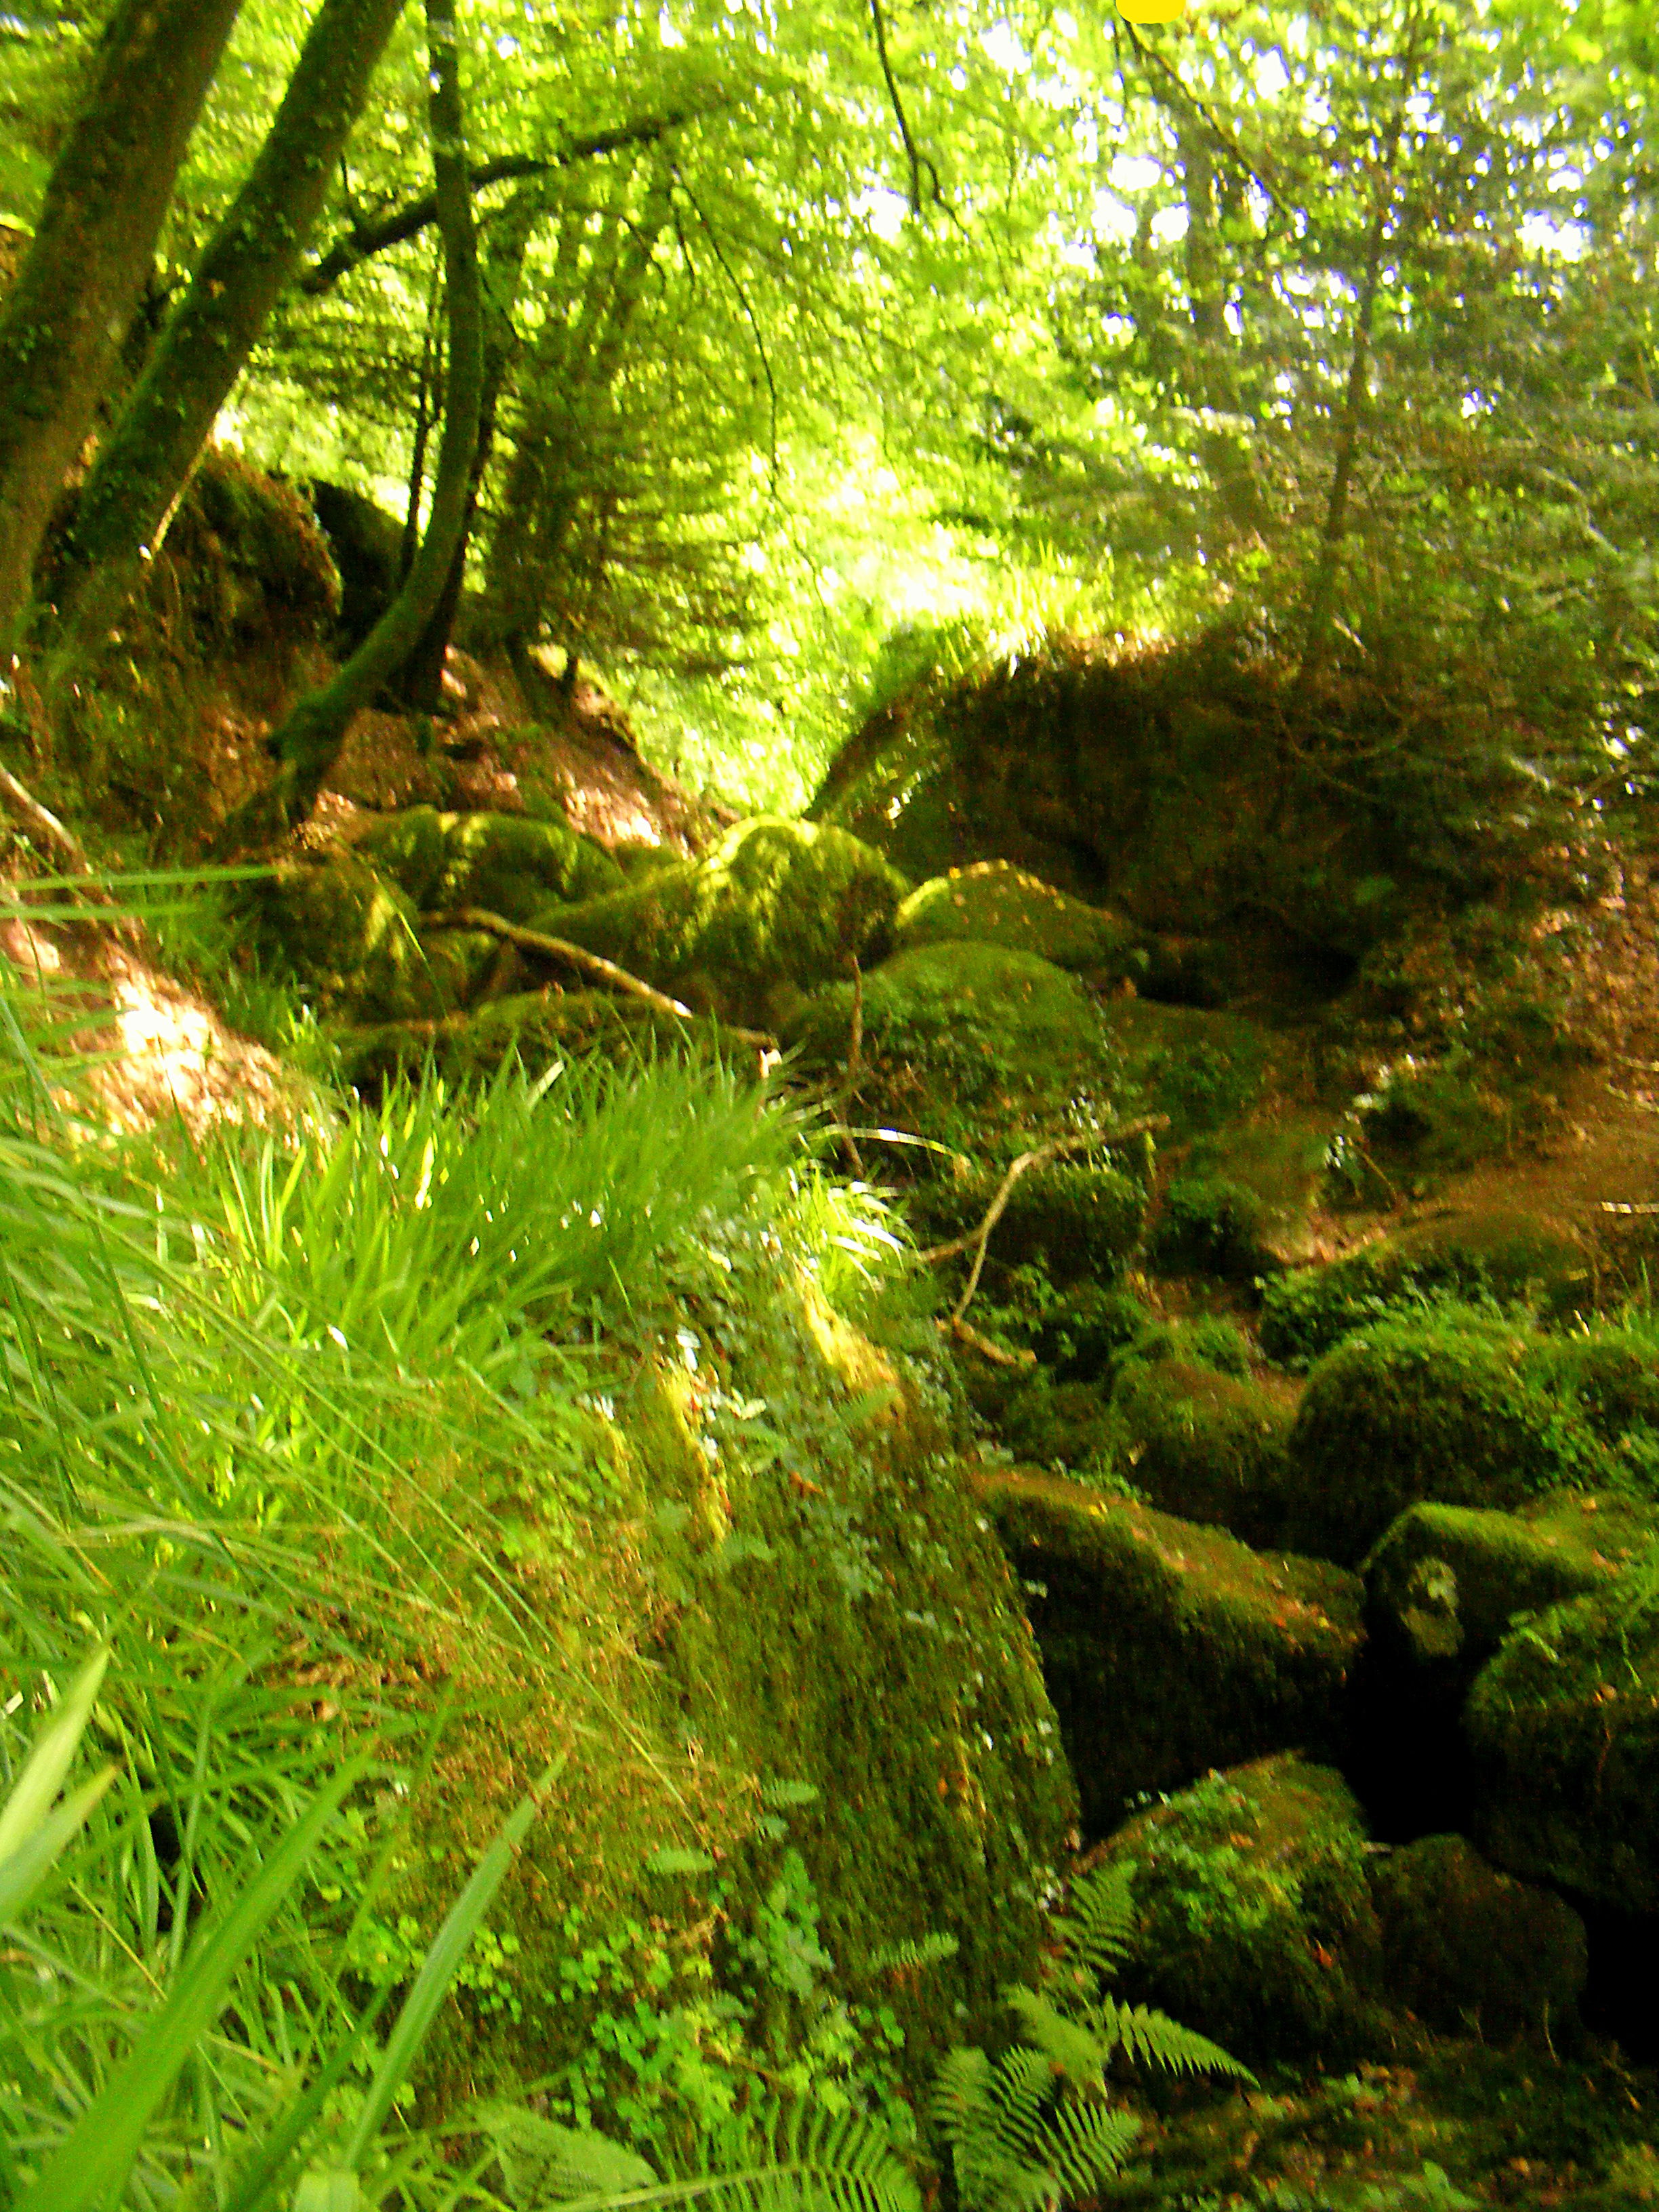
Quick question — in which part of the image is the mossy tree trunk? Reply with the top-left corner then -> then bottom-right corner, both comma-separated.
221,0 -> 483,844
0,0 -> 243,655
53,0 -> 411,651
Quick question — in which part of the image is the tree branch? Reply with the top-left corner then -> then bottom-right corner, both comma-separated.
299,113 -> 708,294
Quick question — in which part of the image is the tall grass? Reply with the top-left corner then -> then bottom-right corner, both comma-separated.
0,924 -> 827,2198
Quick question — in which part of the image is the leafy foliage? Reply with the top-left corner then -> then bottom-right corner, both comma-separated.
931,1864 -> 1250,2212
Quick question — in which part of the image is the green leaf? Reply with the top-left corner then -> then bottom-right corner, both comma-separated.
0,1644 -> 110,1864
0,1766 -> 119,1924
644,1847 -> 717,1876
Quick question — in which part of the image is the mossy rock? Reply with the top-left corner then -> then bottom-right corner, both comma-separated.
975,1469 -> 1363,1837
611,840 -> 684,880
543,817 -> 908,1023
337,987 -> 718,1088
910,1159 -> 1146,1284
1364,1495 -> 1635,1671
1467,1574 -> 1659,1912
789,941 -> 1124,1155
360,806 -> 625,922
1095,998 -> 1267,1141
1260,1211 -> 1594,1370
996,1376 -> 1118,1472
1032,1284 -> 1160,1382
250,854 -> 461,1023
1370,1833 -> 1587,2043
1525,1323 -> 1659,1452
892,860 -> 1147,978
1162,1120 -> 1336,1273
1282,1320 -> 1601,1565
1107,1359 -> 1300,1549
1098,1755 -> 1382,2065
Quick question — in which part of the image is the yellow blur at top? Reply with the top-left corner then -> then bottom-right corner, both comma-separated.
1115,0 -> 1186,19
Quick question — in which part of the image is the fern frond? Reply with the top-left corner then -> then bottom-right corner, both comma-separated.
523,2101 -> 922,2212
1002,1988 -> 1106,2091
864,1932 -> 961,1975
483,2107 -> 659,2204
1050,1862 -> 1136,1987
1031,2098 -> 1141,2197
1095,1994 -> 1254,2083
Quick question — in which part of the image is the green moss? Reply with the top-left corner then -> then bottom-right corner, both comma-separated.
1177,1120 -> 1336,1271
910,1159 -> 1146,1284
250,855 -> 454,1023
1371,1834 -> 1586,2042
337,987 -> 716,1088
1284,1320 -> 1599,1564
1108,1359 -> 1299,1548
1525,1323 -> 1659,1452
1095,998 -> 1267,1141
1031,1283 -> 1159,1382
544,817 -> 909,1023
1148,1174 -> 1273,1279
1363,1496 -> 1631,1668
1261,1212 -> 1594,1370
1099,1755 -> 1382,2065
790,941 -> 1124,1157
975,1469 -> 1363,1835
1468,1570 -> 1659,1911
996,1376 -> 1118,1472
892,860 -> 1147,976
357,806 -> 453,907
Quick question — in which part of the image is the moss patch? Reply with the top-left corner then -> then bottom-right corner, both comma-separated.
541,817 -> 908,1023
250,855 -> 453,1023
1099,1755 -> 1382,2066
1168,1119 -> 1337,1272
892,860 -> 1147,977
337,988 -> 719,1088
1371,1833 -> 1587,2042
1283,1319 -> 1600,1565
910,1158 -> 1146,1284
1096,998 -> 1268,1141
1468,1571 -> 1659,1912
789,941 -> 1125,1162
1363,1495 -> 1635,1670
359,806 -> 625,921
1108,1359 -> 1300,1549
975,1469 -> 1363,1836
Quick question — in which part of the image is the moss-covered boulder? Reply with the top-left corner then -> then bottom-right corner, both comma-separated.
1370,1834 -> 1587,2043
359,806 -> 624,921
996,1376 -> 1118,1473
1031,1284 -> 1159,1382
1282,1320 -> 1599,1565
892,861 -> 1147,978
1467,1574 -> 1659,1912
1525,1322 -> 1659,1455
336,987 -> 722,1089
911,1159 -> 1146,1284
788,941 -> 1125,1158
251,854 -> 471,1023
1099,1756 -> 1382,2065
1108,1359 -> 1300,1549
1364,1495 -> 1634,1671
543,817 -> 908,1023
1155,1120 -> 1336,1276
975,1469 -> 1363,1836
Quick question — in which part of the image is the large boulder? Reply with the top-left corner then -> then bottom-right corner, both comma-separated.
1370,1833 -> 1587,2043
1281,1319 -> 1600,1565
250,853 -> 483,1023
975,1469 -> 1364,1836
544,816 -> 909,1024
892,860 -> 1147,979
1098,1755 -> 1382,2065
359,806 -> 624,921
1467,1573 -> 1659,1912
787,941 -> 1126,1159
1107,1359 -> 1300,1549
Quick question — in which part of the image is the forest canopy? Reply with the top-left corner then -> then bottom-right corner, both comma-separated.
0,0 -> 1655,810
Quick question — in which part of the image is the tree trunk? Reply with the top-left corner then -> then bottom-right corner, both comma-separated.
0,0 -> 243,653
55,0 -> 409,640
220,0 -> 483,844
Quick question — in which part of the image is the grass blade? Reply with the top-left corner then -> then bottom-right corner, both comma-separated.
0,1645 -> 110,1863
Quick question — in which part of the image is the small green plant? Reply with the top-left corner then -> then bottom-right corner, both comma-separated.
932,1863 -> 1251,2212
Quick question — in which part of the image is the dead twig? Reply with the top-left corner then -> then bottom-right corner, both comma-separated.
425,906 -> 777,1047
919,1113 -> 1170,1326
937,1317 -> 1036,1368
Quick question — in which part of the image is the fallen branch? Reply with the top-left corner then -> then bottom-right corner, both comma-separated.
937,1317 -> 1036,1368
425,905 -> 777,1047
917,1113 -> 1170,1326
0,764 -> 145,942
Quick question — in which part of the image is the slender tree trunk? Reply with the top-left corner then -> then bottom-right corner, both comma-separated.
54,0 -> 409,640
398,190 -> 539,710
0,0 -> 243,653
218,0 -> 483,845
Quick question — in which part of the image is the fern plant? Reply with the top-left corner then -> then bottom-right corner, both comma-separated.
932,1864 -> 1252,2212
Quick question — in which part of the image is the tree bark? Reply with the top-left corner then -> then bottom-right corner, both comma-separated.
55,0 -> 409,637
220,0 -> 483,844
0,0 -> 243,653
